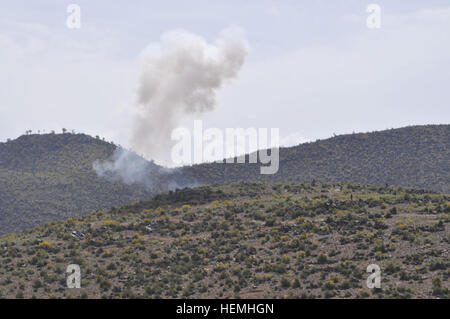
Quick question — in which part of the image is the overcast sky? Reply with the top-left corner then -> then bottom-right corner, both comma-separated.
1,0 -> 449,151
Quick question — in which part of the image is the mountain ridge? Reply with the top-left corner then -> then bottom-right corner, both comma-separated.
0,124 -> 448,235
178,124 -> 450,193
0,133 -> 155,235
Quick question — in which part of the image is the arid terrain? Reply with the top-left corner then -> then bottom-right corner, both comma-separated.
0,182 -> 448,299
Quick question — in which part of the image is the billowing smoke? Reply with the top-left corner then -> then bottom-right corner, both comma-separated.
93,147 -> 200,190
93,148 -> 157,186
93,27 -> 248,186
131,27 -> 249,165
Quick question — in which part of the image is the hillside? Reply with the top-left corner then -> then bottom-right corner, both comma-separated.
178,125 -> 450,193
0,182 -> 448,299
0,133 -> 156,235
0,125 -> 448,235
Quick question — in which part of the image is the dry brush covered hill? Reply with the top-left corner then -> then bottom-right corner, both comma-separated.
0,124 -> 449,235
0,182 -> 448,299
0,133 -> 155,234
179,125 -> 450,193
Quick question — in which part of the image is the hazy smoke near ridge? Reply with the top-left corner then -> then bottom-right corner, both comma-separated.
131,27 -> 249,165
93,147 -> 201,190
93,148 -> 157,187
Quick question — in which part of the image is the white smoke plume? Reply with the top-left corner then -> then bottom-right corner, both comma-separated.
93,147 -> 200,190
93,147 -> 157,186
93,27 -> 248,186
131,27 -> 249,165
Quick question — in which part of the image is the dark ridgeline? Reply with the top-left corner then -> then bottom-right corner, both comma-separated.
178,124 -> 450,194
0,124 -> 448,234
0,133 -> 155,234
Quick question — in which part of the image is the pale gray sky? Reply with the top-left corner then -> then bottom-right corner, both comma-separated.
0,0 -> 449,151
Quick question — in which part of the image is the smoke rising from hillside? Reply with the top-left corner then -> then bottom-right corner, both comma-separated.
93,147 -> 200,190
93,148 -> 156,186
93,28 -> 248,186
131,27 -> 249,165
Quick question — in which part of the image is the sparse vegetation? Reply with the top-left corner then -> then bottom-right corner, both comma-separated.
0,181 -> 448,299
0,133 -> 155,234
1,125 -> 449,235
